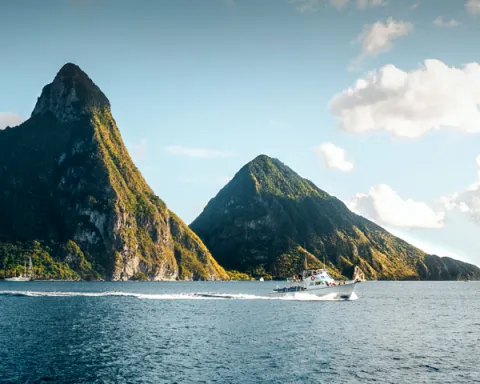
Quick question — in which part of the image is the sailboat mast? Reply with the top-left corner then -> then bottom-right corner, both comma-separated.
29,257 -> 34,279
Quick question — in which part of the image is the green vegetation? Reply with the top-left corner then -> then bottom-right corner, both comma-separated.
0,240 -> 97,280
227,270 -> 254,281
130,271 -> 149,281
0,63 -> 228,281
191,155 -> 480,281
169,211 -> 229,281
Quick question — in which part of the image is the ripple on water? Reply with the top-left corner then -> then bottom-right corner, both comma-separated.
0,281 -> 479,383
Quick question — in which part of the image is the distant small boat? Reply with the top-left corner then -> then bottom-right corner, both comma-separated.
5,257 -> 34,282
259,277 -> 264,282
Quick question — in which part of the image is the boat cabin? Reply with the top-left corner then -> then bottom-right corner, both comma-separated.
302,269 -> 336,287
273,269 -> 340,293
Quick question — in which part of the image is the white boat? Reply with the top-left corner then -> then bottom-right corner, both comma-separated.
259,277 -> 264,282
5,257 -> 34,282
270,268 -> 357,299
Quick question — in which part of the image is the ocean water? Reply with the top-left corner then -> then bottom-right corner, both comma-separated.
0,281 -> 479,384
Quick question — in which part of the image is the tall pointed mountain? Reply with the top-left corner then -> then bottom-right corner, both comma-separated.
0,63 -> 227,281
190,155 -> 480,280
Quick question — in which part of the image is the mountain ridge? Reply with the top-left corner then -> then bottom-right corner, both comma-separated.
0,63 -> 228,281
190,154 -> 480,280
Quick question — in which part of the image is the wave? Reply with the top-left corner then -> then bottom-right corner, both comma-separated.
0,290 -> 358,301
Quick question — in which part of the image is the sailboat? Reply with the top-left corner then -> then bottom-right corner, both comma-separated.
5,257 -> 34,282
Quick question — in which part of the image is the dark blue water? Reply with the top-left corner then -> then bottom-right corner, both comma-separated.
0,281 -> 479,383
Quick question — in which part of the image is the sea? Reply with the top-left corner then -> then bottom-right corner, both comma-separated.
0,281 -> 479,384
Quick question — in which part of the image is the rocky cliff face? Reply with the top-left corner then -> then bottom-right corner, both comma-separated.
0,63 -> 228,281
190,155 -> 480,280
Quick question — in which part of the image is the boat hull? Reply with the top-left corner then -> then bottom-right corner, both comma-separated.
4,277 -> 31,282
269,282 -> 357,299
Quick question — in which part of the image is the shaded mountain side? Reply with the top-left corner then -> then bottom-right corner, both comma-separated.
0,63 -> 227,281
169,211 -> 229,280
190,155 -> 480,281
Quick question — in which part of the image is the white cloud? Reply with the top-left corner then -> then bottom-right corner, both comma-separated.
356,0 -> 387,9
330,0 -> 350,9
356,17 -> 413,57
290,0 -> 322,12
349,184 -> 445,229
314,142 -> 353,172
409,2 -> 419,10
466,0 -> 480,15
165,146 -> 233,158
0,112 -> 24,129
433,16 -> 461,27
329,59 -> 480,138
290,0 -> 386,12
441,155 -> 480,224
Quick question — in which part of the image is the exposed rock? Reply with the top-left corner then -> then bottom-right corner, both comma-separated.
0,63 -> 227,281
32,63 -> 110,123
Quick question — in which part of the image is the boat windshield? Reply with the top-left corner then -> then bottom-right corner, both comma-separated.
302,269 -> 334,281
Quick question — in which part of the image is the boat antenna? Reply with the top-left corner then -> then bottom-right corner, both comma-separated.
303,242 -> 308,270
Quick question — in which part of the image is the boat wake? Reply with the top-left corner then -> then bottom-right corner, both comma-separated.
0,290 -> 359,301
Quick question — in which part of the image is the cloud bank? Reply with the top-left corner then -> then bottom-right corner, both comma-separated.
466,0 -> 480,15
330,59 -> 480,138
290,0 -> 386,12
441,155 -> 480,225
433,16 -> 461,27
349,184 -> 445,229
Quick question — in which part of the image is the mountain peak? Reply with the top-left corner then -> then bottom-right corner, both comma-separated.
251,154 -> 272,163
191,156 -> 480,281
31,63 -> 110,123
56,62 -> 86,78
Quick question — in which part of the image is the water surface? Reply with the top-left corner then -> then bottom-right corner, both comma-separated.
0,281 -> 479,383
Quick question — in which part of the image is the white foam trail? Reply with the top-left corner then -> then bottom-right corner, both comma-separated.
348,292 -> 359,301
0,290 -> 358,301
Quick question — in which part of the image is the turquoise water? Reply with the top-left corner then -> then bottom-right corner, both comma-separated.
0,281 -> 479,383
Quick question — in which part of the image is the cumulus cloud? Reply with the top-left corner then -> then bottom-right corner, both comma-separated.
433,16 -> 461,27
314,142 -> 353,172
466,0 -> 480,15
356,0 -> 387,9
349,184 -> 445,229
0,112 -> 24,129
165,146 -> 233,158
329,59 -> 480,138
329,0 -> 350,9
355,18 -> 413,57
289,0 -> 322,12
290,0 -> 386,12
441,155 -> 480,224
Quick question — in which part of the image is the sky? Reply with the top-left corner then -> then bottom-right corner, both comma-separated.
1,0 -> 480,265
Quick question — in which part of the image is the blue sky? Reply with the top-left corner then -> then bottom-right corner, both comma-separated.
1,0 -> 480,265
